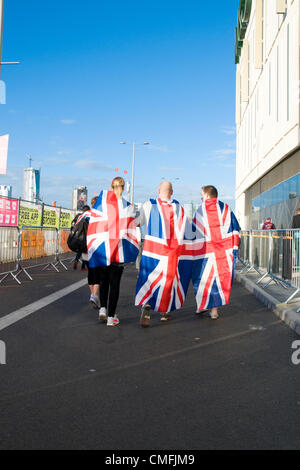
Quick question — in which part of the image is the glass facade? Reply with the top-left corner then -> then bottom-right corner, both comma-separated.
252,173 -> 300,229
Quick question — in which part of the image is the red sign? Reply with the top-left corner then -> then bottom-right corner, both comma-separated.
0,197 -> 19,226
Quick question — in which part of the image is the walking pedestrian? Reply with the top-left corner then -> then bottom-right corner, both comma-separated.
292,208 -> 300,229
72,205 -> 90,271
136,181 -> 193,327
85,178 -> 140,326
88,197 -> 100,309
192,185 -> 240,320
261,217 -> 276,230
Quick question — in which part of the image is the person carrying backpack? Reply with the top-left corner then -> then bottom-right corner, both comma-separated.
84,178 -> 140,326
71,205 -> 90,271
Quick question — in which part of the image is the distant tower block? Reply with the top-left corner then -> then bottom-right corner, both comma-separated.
72,186 -> 88,211
23,168 -> 41,203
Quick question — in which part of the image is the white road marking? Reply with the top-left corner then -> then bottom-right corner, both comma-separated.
0,279 -> 88,332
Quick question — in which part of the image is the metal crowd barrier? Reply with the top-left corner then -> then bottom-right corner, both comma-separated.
238,231 -> 250,268
0,225 -> 23,285
0,225 -> 75,285
238,229 -> 300,305
19,226 -> 60,273
57,228 -> 75,270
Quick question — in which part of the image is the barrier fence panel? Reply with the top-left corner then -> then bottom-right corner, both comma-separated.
19,226 -> 60,273
286,230 -> 300,304
0,226 -> 19,264
0,226 -> 21,284
238,229 -> 300,304
252,230 -> 270,273
55,229 -> 75,270
0,197 -> 78,282
238,231 -> 250,268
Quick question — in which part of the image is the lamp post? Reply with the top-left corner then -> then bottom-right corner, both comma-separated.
120,141 -> 149,204
0,0 -> 20,79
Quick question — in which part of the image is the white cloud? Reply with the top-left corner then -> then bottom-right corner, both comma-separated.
219,162 -> 236,169
148,145 -> 170,153
57,150 -> 72,156
221,125 -> 236,136
214,148 -> 236,156
74,159 -> 112,171
212,147 -> 236,163
159,167 -> 183,172
45,157 -> 70,165
60,119 -> 76,125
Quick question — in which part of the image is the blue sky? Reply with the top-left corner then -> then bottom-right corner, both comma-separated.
0,0 -> 238,208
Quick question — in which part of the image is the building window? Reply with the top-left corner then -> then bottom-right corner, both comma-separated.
251,173 -> 300,229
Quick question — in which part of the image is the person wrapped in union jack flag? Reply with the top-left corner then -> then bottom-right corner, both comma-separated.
192,185 -> 240,320
136,181 -> 194,327
80,177 -> 141,327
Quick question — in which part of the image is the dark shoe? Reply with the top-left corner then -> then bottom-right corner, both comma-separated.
73,260 -> 78,270
196,309 -> 209,315
140,305 -> 151,327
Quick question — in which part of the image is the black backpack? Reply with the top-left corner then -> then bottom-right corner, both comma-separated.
67,217 -> 89,253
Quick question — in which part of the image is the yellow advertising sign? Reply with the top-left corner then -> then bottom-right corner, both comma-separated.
42,206 -> 60,228
59,209 -> 74,229
19,202 -> 42,228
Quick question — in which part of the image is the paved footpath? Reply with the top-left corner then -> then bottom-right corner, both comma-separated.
0,263 -> 300,450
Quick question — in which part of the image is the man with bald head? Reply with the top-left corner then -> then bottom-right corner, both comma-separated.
135,181 -> 194,327
159,180 -> 173,198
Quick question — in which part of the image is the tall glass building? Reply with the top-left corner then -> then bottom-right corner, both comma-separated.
235,0 -> 300,229
23,168 -> 41,203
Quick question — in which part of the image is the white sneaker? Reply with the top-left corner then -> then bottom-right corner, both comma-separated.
107,315 -> 120,327
99,307 -> 107,322
90,294 -> 100,309
210,310 -> 219,320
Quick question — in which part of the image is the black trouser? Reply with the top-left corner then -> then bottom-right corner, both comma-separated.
88,267 -> 98,286
98,264 -> 124,317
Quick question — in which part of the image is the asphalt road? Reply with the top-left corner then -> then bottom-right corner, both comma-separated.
0,262 -> 299,450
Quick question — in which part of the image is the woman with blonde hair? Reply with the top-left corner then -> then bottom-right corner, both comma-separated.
86,177 -> 140,326
88,196 -> 101,309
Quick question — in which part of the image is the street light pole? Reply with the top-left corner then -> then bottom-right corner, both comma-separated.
120,141 -> 149,205
0,0 -> 20,79
131,142 -> 135,205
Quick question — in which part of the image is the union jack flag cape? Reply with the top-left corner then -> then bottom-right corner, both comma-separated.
80,190 -> 140,268
192,199 -> 240,311
135,199 -> 194,313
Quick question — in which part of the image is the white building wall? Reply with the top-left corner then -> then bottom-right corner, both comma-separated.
0,185 -> 12,197
235,0 -> 300,228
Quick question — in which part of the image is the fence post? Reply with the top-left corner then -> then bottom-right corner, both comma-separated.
16,226 -> 22,271
15,226 -> 33,282
249,230 -> 253,267
18,197 -> 21,227
41,203 -> 45,228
